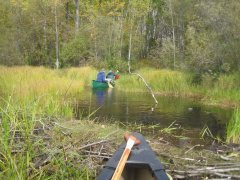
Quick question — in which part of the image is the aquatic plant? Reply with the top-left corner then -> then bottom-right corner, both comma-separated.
226,108 -> 240,144
159,121 -> 177,133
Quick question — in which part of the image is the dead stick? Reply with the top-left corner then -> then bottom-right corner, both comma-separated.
214,172 -> 240,178
157,153 -> 195,161
185,144 -> 203,154
25,95 -> 50,108
169,167 -> 240,174
77,138 -> 118,151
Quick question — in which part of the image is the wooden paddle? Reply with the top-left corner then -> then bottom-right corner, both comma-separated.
111,133 -> 140,180
107,81 -> 113,88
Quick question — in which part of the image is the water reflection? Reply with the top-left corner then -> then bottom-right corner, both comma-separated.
77,88 -> 232,143
92,88 -> 106,105
92,88 -> 114,106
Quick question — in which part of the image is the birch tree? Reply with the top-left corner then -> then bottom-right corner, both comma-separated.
127,0 -> 158,107
55,0 -> 59,69
72,0 -> 80,34
166,0 -> 176,70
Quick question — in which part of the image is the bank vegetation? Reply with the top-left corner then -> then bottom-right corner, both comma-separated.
1,66 -> 240,179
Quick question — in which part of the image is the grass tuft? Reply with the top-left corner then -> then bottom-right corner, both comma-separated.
226,107 -> 240,144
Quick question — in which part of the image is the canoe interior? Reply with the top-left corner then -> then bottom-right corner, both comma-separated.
120,167 -> 154,180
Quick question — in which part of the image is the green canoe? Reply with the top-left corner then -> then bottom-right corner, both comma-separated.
92,80 -> 115,88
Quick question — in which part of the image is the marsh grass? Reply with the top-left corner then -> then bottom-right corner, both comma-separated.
117,68 -> 196,96
117,68 -> 240,108
0,66 -> 124,179
210,73 -> 240,103
226,108 -> 240,144
0,101 -> 37,179
0,98 -> 123,179
1,65 -> 240,179
0,66 -> 100,118
0,66 -> 98,105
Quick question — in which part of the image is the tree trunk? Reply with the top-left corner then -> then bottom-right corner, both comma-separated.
55,1 -> 59,70
168,0 -> 176,70
108,20 -> 112,56
128,16 -> 133,71
119,9 -> 125,58
73,0 -> 79,34
43,1 -> 47,66
63,1 -> 69,45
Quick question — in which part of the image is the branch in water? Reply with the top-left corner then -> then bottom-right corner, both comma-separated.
127,11 -> 157,110
127,61 -> 158,108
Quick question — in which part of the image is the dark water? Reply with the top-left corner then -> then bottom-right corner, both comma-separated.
75,87 -> 232,146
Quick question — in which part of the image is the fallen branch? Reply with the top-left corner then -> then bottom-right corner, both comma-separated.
35,119 -> 51,133
53,122 -> 73,129
208,163 -> 240,166
84,151 -> 113,157
81,155 -> 112,159
103,129 -> 121,139
127,35 -> 158,108
77,138 -> 119,151
128,70 -> 158,106
185,144 -> 204,154
167,167 -> 240,175
220,155 -> 233,161
214,172 -> 240,179
157,153 -> 195,161
25,94 -> 50,108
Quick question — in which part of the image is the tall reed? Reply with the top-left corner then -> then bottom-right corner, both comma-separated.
0,100 -> 38,179
0,66 -> 125,179
0,66 -> 98,107
117,68 -> 240,107
0,98 -> 97,179
226,107 -> 240,144
201,73 -> 240,103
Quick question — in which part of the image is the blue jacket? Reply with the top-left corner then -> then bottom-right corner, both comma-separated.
97,72 -> 107,82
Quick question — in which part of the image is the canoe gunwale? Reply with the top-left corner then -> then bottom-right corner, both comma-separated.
92,80 -> 115,88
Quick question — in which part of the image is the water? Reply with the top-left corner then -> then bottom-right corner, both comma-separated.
75,87 -> 232,146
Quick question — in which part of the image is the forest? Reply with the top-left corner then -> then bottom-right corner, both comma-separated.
1,1 -> 240,179
1,0 -> 240,81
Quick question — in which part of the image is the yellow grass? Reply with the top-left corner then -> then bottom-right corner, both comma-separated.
0,66 -> 98,104
117,68 -> 193,96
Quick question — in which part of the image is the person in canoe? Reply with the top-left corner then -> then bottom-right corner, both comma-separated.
106,70 -> 119,82
97,68 -> 108,83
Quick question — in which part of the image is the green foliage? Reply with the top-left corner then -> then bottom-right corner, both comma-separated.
1,0 -> 240,79
106,56 -> 129,72
150,37 -> 181,69
60,36 -> 90,67
226,108 -> 240,144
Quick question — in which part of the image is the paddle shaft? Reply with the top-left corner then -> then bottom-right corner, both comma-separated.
111,138 -> 135,180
